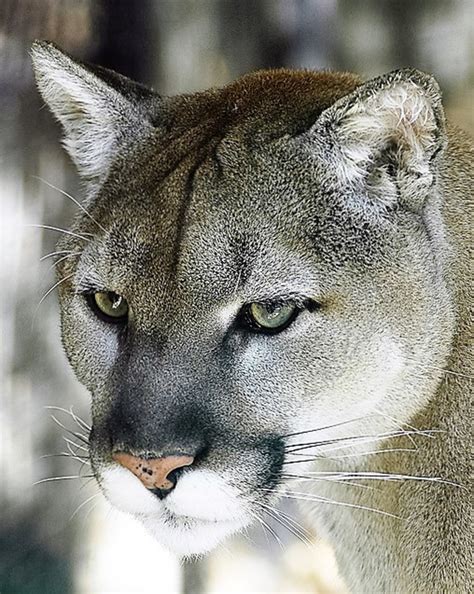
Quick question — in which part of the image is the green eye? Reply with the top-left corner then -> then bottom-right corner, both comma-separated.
89,291 -> 129,322
246,301 -> 298,333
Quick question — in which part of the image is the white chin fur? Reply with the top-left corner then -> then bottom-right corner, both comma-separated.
100,466 -> 250,556
143,512 -> 248,557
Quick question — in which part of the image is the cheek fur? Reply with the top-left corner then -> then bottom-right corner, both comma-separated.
61,297 -> 120,391
166,469 -> 248,521
100,466 -> 161,515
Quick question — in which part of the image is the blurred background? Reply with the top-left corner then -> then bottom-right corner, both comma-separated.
0,1 -> 472,593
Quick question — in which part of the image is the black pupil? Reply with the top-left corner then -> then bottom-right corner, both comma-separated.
110,293 -> 121,308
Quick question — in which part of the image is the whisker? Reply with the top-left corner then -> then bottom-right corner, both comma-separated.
33,175 -> 108,234
84,499 -> 101,523
282,416 -> 368,439
44,406 -> 91,431
40,452 -> 90,463
259,502 -> 314,547
340,471 -> 460,488
66,445 -> 90,475
70,493 -> 101,521
40,249 -> 72,262
31,273 -> 77,331
373,409 -> 424,450
281,473 -> 377,491
35,273 -> 76,314
68,406 -> 91,432
47,251 -> 82,273
285,429 -> 439,455
250,512 -> 284,550
260,506 -> 310,548
26,223 -> 92,242
322,447 -> 416,460
429,367 -> 474,380
49,413 -> 89,440
63,436 -> 89,453
264,503 -> 313,540
283,455 -> 333,465
254,515 -> 272,548
64,442 -> 91,475
79,477 -> 97,492
240,524 -> 258,549
266,488 -> 401,520
281,470 -> 461,488
407,358 -> 474,381
33,475 -> 93,486
284,449 -> 413,465
49,414 -> 89,444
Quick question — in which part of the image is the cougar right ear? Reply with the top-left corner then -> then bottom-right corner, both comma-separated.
310,69 -> 447,213
31,41 -> 156,184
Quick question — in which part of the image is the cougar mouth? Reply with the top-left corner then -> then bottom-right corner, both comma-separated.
158,505 -> 245,529
98,462 -> 253,556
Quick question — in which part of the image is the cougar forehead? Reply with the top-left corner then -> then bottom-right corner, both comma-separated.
92,68 -> 364,250
80,72 -> 383,321
79,164 -> 364,340
156,68 -> 362,143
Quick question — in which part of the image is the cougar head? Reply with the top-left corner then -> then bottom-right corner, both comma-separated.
32,41 -> 452,556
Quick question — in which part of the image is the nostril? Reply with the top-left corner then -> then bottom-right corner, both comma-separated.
147,465 -> 190,499
165,467 -> 182,487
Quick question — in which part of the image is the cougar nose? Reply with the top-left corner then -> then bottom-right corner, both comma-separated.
113,452 -> 194,499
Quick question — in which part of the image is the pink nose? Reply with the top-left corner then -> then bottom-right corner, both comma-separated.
113,452 -> 194,490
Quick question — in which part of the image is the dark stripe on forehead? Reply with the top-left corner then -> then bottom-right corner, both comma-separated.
168,143 -> 219,278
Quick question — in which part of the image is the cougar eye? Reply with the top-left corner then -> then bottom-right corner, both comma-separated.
243,301 -> 299,334
87,291 -> 129,323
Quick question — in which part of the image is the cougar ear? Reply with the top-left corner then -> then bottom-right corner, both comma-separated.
31,41 -> 155,183
312,69 -> 446,212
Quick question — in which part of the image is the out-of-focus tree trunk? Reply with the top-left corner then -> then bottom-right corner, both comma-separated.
93,0 -> 158,85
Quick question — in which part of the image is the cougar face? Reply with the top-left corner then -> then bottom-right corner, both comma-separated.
32,42 -> 454,557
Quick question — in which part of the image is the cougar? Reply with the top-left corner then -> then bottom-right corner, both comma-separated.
31,41 -> 472,593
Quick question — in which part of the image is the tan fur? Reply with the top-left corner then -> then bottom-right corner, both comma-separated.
31,41 -> 473,592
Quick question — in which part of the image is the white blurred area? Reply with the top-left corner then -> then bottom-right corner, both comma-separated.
75,501 -> 182,594
74,497 -> 346,594
1,1 -> 472,593
207,538 -> 347,594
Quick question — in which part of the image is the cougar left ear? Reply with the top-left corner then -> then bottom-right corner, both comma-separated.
31,41 -> 156,185
311,69 -> 447,212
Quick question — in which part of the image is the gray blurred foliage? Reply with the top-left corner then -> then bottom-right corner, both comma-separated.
0,1 -> 472,593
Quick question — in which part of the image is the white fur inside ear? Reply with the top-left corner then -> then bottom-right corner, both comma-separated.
36,68 -> 123,179
31,43 -> 139,181
327,79 -> 439,208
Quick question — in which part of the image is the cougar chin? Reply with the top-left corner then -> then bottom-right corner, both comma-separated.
100,465 -> 251,556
